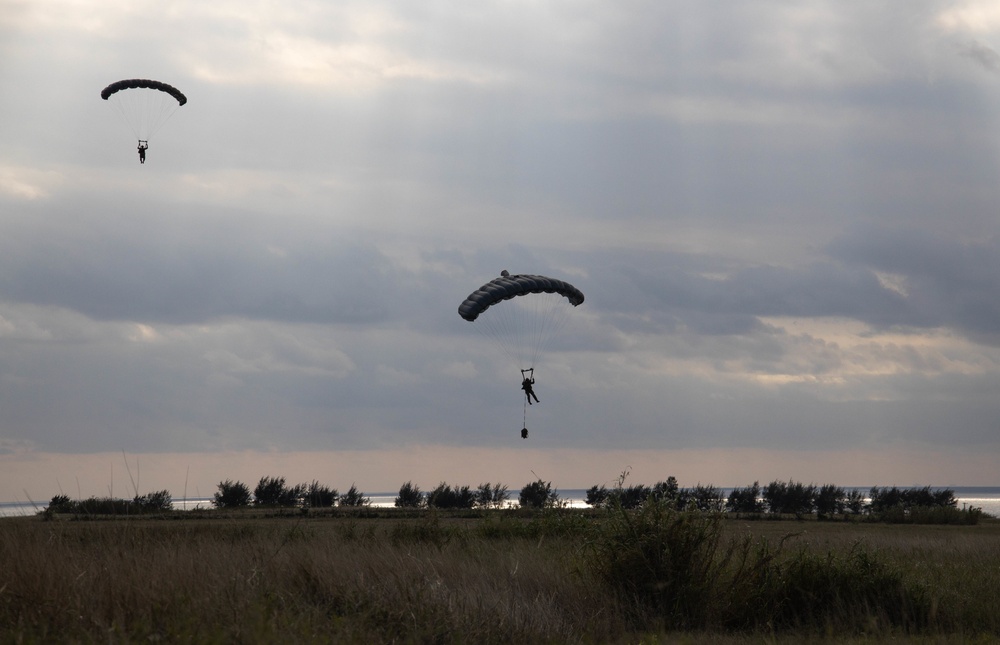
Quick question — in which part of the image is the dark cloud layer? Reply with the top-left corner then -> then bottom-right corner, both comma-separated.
1,1 -> 999,486
830,227 -> 1000,342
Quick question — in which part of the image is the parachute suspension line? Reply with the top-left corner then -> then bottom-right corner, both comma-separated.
469,294 -> 523,367
109,97 -> 138,140
525,291 -> 574,369
470,291 -> 575,371
510,290 -> 573,370
107,87 -> 182,142
150,97 -> 182,139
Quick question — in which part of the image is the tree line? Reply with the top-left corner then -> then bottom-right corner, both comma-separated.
212,477 -> 370,509
42,475 -> 980,523
587,477 -> 970,520
213,477 -> 554,510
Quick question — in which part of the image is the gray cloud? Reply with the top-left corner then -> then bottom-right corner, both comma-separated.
958,40 -> 1000,73
830,227 -> 1000,342
0,195 -> 409,325
1,1 -> 999,488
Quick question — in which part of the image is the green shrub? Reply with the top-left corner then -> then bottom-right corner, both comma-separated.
305,480 -> 338,508
585,485 -> 610,508
74,497 -> 132,515
763,480 -> 816,517
751,544 -> 930,632
253,476 -> 304,507
726,481 -> 764,514
213,479 -> 251,508
587,498 -> 934,634
394,481 -> 424,508
133,489 -> 172,512
587,499 -> 728,628
474,482 -> 509,509
814,484 -> 846,518
874,504 -> 982,525
339,484 -> 370,507
45,494 -> 72,515
869,486 -> 957,514
518,479 -> 560,509
426,483 -> 476,509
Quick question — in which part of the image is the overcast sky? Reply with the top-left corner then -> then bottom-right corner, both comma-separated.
2,1 -> 999,501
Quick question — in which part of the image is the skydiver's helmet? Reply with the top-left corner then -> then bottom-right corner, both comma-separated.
501,270 -> 509,277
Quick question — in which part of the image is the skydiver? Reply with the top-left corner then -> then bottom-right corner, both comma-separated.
137,140 -> 148,164
521,368 -> 539,405
521,427 -> 528,439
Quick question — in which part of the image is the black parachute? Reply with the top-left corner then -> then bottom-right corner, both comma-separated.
100,79 -> 187,105
459,271 -> 585,437
458,271 -> 584,370
458,272 -> 584,322
101,79 -> 187,146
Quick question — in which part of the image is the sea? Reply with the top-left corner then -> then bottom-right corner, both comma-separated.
2,487 -> 999,518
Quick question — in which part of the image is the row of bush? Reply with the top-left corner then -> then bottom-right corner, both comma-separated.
587,478 -> 981,523
43,475 -> 985,524
393,481 -> 558,509
213,477 -> 370,509
213,477 -> 552,510
45,490 -> 173,516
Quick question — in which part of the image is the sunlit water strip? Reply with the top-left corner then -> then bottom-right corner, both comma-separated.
3,488 -> 999,518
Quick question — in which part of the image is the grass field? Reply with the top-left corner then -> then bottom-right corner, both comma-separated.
1,507 -> 998,643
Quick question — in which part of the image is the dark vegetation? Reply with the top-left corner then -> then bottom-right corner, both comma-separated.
212,478 -> 367,510
5,487 -> 999,643
22,474 -> 990,640
584,476 -> 981,524
44,475 -> 984,526
44,490 -> 173,517
394,481 -> 516,510
518,478 -> 559,509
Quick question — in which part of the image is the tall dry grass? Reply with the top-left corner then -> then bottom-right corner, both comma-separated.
0,513 -> 624,643
1,509 -> 998,643
720,516 -> 1000,635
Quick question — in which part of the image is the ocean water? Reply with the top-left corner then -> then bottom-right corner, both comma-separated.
3,487 -> 999,518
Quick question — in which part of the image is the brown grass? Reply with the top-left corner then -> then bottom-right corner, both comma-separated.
0,513 -> 622,643
1,511 -> 998,643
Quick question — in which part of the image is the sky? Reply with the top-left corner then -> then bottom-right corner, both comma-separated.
2,1 -> 1000,502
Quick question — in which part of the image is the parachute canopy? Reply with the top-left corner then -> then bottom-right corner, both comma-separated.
101,79 -> 187,143
458,273 -> 584,322
458,271 -> 584,369
100,79 -> 187,105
